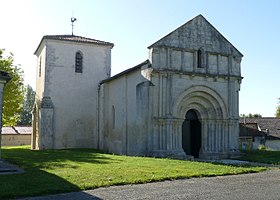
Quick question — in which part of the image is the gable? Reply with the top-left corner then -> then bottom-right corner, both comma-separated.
148,15 -> 243,57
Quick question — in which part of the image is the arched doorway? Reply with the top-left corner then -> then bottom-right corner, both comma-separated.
182,110 -> 201,158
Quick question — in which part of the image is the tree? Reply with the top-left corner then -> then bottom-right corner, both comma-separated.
0,49 -> 24,126
240,113 -> 262,118
18,85 -> 35,125
276,98 -> 280,117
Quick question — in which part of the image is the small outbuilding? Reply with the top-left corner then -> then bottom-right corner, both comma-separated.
240,118 -> 280,150
239,123 -> 266,150
1,126 -> 32,146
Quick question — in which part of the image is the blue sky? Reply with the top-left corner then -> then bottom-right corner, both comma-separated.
1,0 -> 280,117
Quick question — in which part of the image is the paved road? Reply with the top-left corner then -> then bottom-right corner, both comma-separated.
19,169 -> 280,200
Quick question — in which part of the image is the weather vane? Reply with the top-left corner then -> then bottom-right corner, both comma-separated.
71,17 -> 77,35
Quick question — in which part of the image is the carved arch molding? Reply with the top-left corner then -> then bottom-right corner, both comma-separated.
173,85 -> 228,120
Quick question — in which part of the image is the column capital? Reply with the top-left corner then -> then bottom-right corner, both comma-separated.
40,96 -> 54,109
153,117 -> 184,125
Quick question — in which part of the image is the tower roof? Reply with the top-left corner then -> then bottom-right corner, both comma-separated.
148,14 -> 243,57
34,35 -> 114,55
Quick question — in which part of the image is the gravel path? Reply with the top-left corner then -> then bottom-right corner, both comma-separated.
18,169 -> 280,200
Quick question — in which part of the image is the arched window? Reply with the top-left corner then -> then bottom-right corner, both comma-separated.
197,49 -> 202,68
75,51 -> 83,73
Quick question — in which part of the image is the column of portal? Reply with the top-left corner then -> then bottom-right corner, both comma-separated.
162,121 -> 167,150
212,121 -> 216,152
231,119 -> 239,151
201,120 -> 208,153
216,121 -> 220,152
207,120 -> 212,152
214,121 -> 218,152
219,121 -> 223,152
228,120 -> 234,150
222,120 -> 228,152
170,119 -> 184,151
176,119 -> 184,149
167,121 -> 172,150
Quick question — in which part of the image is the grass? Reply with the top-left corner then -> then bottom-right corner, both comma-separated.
241,149 -> 280,165
0,146 -> 267,199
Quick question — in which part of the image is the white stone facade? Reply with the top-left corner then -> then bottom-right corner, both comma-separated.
32,36 -> 113,149
33,15 -> 243,159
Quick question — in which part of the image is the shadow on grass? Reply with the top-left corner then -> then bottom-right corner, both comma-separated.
0,147 -> 113,199
1,147 -> 117,170
0,169 -> 103,199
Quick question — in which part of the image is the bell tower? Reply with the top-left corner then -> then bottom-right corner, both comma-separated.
32,35 -> 114,149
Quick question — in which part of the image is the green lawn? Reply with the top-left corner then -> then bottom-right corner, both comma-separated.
0,146 -> 266,199
241,149 -> 280,165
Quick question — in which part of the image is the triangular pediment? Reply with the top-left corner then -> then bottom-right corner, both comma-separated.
148,15 -> 243,57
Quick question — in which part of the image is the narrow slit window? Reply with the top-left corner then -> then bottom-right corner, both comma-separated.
75,51 -> 83,73
112,105 -> 115,129
197,49 -> 202,68
39,57 -> 42,77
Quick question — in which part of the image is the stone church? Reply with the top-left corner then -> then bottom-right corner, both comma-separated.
32,15 -> 243,159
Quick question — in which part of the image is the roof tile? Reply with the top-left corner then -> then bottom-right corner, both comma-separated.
35,35 -> 114,54
240,117 -> 280,138
43,35 -> 114,47
1,126 -> 32,134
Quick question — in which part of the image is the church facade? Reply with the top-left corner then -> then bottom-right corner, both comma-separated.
32,15 -> 243,159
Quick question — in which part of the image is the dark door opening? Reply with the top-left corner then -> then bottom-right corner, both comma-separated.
182,110 -> 201,158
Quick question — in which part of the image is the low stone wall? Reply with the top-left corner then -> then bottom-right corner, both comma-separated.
1,134 -> 31,146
